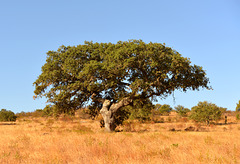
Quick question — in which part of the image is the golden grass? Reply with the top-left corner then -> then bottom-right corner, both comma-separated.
0,116 -> 240,164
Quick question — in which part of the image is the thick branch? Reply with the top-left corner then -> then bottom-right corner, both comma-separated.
110,97 -> 133,113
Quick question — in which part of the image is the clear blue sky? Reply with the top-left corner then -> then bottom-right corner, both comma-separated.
0,0 -> 239,113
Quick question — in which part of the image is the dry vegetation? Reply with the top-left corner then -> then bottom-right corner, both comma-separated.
0,112 -> 240,164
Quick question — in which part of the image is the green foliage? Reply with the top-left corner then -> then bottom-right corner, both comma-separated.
31,109 -> 45,117
43,105 -> 75,118
175,105 -> 190,117
236,100 -> 240,112
43,105 -> 54,116
189,101 -> 222,125
126,99 -> 154,122
219,107 -> 227,113
0,109 -> 17,122
113,107 -> 131,129
86,101 -> 102,119
157,104 -> 172,116
33,40 -> 210,117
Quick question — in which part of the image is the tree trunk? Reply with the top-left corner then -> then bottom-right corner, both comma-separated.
100,98 -> 132,132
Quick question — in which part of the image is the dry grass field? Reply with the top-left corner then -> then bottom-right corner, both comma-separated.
0,113 -> 240,164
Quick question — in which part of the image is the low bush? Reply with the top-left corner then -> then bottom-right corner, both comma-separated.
156,104 -> 172,116
236,113 -> 240,120
175,105 -> 190,117
0,109 -> 17,122
189,101 -> 222,125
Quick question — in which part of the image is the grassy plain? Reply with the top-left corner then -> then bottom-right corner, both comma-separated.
0,113 -> 239,164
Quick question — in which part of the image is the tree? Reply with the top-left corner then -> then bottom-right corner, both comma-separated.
175,105 -> 190,117
236,100 -> 240,112
157,104 -> 172,116
33,40 -> 210,132
0,109 -> 17,122
189,101 -> 222,125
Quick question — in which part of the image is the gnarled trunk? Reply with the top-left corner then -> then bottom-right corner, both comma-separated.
100,98 -> 132,132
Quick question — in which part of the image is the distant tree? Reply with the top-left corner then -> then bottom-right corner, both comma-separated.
157,104 -> 172,116
0,109 -> 17,122
189,101 -> 222,125
16,111 -> 27,118
33,40 -> 211,132
236,100 -> 240,112
175,105 -> 190,117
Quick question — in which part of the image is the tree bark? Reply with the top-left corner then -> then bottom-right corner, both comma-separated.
100,98 -> 132,132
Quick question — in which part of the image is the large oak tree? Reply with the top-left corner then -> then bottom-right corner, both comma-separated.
34,40 -> 210,132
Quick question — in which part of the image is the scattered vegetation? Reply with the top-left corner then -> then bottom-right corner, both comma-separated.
0,109 -> 239,163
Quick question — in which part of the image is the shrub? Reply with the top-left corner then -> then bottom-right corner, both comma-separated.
175,105 -> 190,117
236,100 -> 240,112
31,109 -> 45,117
43,105 -> 74,118
236,113 -> 240,120
189,101 -> 222,125
0,109 -> 17,122
157,104 -> 172,116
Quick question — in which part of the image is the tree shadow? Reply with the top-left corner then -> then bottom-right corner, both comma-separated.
0,122 -> 17,125
216,122 -> 238,125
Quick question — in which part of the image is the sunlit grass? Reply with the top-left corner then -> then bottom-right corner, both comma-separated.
0,115 -> 239,163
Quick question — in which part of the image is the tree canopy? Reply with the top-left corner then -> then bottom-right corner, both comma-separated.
157,104 -> 173,116
33,40 -> 210,131
0,109 -> 17,122
189,101 -> 222,125
175,105 -> 190,117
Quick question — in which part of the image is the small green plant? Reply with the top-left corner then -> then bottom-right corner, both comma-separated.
171,143 -> 179,148
0,109 -> 17,122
